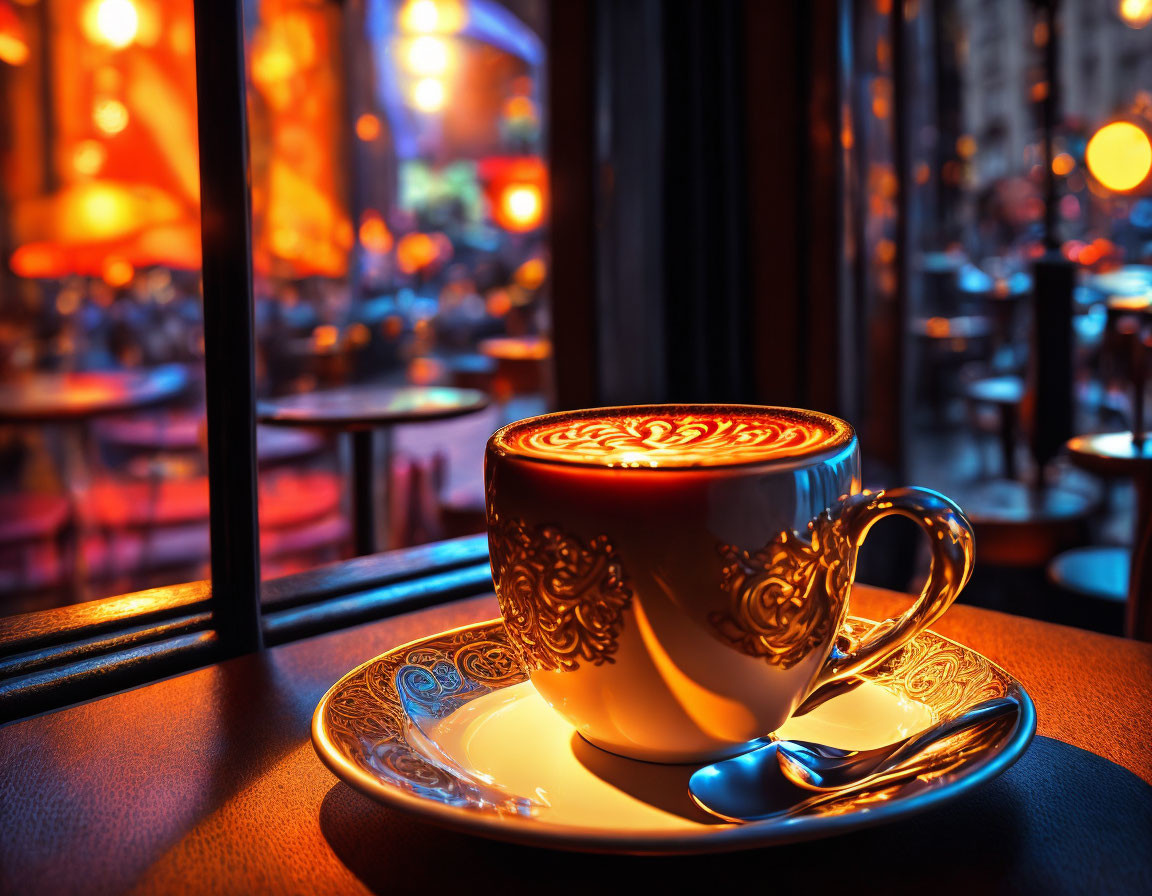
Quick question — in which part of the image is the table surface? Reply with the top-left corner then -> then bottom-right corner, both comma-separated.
0,365 -> 189,423
1,587 -> 1149,894
257,385 -> 490,430
478,336 -> 553,360
964,375 -> 1025,406
1067,431 -> 1152,473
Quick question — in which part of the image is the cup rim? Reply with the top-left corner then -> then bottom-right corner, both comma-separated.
488,403 -> 858,472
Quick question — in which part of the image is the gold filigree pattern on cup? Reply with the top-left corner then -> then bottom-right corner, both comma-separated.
488,517 -> 633,672
710,511 -> 853,669
317,619 -> 1021,823
498,411 -> 850,467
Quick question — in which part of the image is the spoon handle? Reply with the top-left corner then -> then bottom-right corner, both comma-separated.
882,696 -> 1019,770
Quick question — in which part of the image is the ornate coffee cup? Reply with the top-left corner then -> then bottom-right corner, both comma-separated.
485,405 -> 974,763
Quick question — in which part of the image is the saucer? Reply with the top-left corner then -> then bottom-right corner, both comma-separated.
312,617 -> 1035,854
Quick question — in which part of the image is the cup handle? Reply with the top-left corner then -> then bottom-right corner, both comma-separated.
809,487 -> 975,694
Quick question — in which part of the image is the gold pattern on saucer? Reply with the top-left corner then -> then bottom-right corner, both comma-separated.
711,511 -> 852,668
314,618 -> 1026,831
865,621 -> 1007,720
322,626 -> 529,810
488,517 -> 634,672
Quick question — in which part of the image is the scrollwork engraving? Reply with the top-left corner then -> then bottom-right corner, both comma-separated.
710,512 -> 853,668
488,517 -> 633,672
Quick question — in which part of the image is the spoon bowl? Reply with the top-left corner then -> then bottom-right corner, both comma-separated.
689,697 -> 1019,822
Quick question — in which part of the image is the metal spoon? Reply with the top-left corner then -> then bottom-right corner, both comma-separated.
689,696 -> 1018,823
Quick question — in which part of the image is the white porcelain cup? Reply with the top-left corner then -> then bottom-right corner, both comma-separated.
485,404 -> 975,763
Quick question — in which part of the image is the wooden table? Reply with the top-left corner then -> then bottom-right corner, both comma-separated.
258,386 -> 489,555
1,586 -> 1148,893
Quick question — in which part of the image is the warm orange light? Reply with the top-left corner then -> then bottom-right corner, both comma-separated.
358,212 -> 393,254
0,3 -> 30,65
499,411 -> 850,468
72,140 -> 107,175
398,0 -> 466,33
355,113 -> 381,142
83,0 -> 139,48
313,324 -> 339,349
411,77 -> 445,112
1086,121 -> 1152,192
93,98 -> 129,135
396,232 -> 438,274
496,184 -> 544,232
925,316 -> 951,338
101,257 -> 134,287
485,289 -> 511,317
1052,152 -> 1075,176
407,355 -> 446,385
956,135 -> 977,159
10,243 -> 69,279
404,35 -> 449,75
514,257 -> 547,290
1119,0 -> 1152,28
503,96 -> 536,120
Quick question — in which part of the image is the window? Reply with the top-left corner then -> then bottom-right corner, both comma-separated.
0,0 -> 553,721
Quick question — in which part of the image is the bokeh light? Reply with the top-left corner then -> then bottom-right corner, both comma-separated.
0,3 -> 30,65
496,184 -> 544,232
101,257 -> 134,287
359,212 -> 394,254
405,35 -> 449,76
73,140 -> 107,175
355,113 -> 381,141
411,77 -> 445,113
83,0 -> 139,49
1086,121 -> 1152,192
1119,0 -> 1152,28
396,232 -> 439,273
93,98 -> 129,135
1052,152 -> 1075,176
399,0 -> 466,34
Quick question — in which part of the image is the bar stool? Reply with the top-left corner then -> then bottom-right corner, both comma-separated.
963,375 -> 1025,479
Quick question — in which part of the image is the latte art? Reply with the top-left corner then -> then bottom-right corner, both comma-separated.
498,410 -> 851,467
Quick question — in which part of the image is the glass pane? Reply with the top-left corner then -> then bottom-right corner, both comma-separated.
0,0 -> 212,613
848,0 -> 1152,629
245,0 -> 552,576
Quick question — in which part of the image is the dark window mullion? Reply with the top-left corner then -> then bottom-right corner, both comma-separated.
192,0 -> 263,655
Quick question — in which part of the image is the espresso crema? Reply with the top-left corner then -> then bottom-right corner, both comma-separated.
494,406 -> 852,468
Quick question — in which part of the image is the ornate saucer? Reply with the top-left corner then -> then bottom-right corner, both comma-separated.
312,617 -> 1035,854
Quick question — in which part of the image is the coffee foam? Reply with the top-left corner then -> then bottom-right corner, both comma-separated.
496,408 -> 852,468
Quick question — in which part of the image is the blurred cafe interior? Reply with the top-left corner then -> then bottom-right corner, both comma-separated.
0,0 -> 1150,888
3,0 -> 1152,630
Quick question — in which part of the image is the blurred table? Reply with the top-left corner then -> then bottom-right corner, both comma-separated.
964,375 -> 1025,479
0,366 -> 190,600
0,584 -> 1148,893
1047,546 -> 1129,603
0,366 -> 189,424
1084,265 -> 1152,299
479,336 -> 552,398
258,386 -> 489,555
1066,432 -> 1152,641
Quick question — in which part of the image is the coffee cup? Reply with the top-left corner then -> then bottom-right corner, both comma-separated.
485,405 -> 974,763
